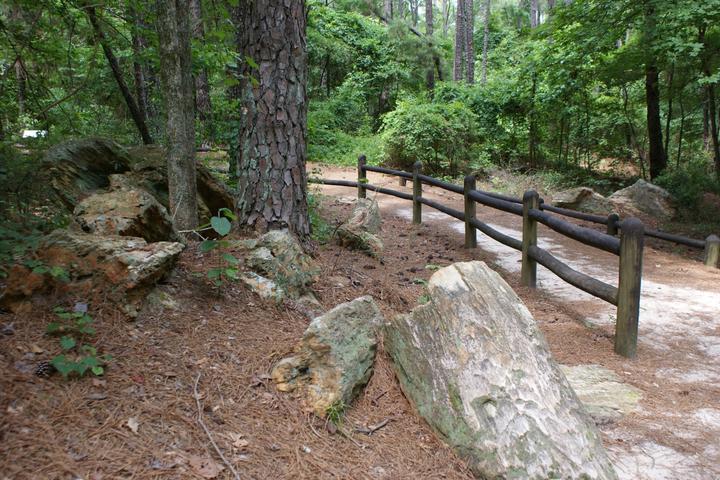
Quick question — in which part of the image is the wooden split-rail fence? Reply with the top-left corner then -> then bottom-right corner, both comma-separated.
310,155 -> 720,359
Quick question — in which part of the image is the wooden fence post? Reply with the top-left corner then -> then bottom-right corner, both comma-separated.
705,234 -> 720,268
357,154 -> 366,199
399,176 -> 407,186
615,218 -> 644,359
464,175 -> 477,248
412,161 -> 422,224
521,190 -> 540,288
606,213 -> 620,236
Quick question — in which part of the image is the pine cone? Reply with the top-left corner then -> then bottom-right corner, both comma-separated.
35,360 -> 56,378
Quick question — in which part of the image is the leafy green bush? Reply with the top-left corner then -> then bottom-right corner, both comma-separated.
656,161 -> 720,211
47,308 -> 111,379
380,96 -> 480,175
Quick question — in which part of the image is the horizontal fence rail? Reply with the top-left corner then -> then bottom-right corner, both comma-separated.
386,165 -> 718,262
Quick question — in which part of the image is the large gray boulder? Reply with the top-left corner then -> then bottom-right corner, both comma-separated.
271,296 -> 382,416
609,179 -> 675,221
552,187 -> 615,215
385,261 -> 617,480
0,230 -> 183,317
337,198 -> 384,258
74,188 -> 177,243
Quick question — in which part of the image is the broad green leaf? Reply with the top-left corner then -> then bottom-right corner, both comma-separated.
208,268 -> 222,279
60,336 -> 76,350
221,253 -> 240,265
91,366 -> 104,376
201,240 -> 219,253
210,216 -> 232,236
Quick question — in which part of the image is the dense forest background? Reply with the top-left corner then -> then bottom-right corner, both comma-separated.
2,0 -> 720,211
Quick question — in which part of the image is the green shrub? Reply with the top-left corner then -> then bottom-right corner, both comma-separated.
655,161 -> 720,211
380,96 -> 480,175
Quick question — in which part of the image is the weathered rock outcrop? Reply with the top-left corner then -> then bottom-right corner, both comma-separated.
562,364 -> 643,425
42,138 -> 131,209
337,198 -> 384,258
609,179 -> 675,221
0,230 -> 183,317
552,187 -> 615,215
39,139 -> 234,226
385,261 -> 617,480
272,296 -> 382,416
243,229 -> 319,298
125,145 -> 234,222
74,188 -> 176,243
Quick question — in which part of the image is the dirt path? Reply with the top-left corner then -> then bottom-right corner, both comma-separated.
312,164 -> 720,480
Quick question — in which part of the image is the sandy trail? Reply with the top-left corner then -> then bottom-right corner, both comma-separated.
312,164 -> 720,480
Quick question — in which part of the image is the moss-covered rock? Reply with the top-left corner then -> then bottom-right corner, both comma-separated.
271,296 -> 382,416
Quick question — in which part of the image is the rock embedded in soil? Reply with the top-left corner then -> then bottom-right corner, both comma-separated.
552,187 -> 615,215
384,261 -> 618,480
337,198 -> 384,258
271,296 -> 383,416
561,364 -> 643,425
74,187 -> 177,242
609,179 -> 675,221
0,230 -> 183,317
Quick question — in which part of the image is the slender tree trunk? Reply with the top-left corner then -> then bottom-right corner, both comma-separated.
384,0 -> 393,20
130,6 -> 150,127
14,59 -> 25,117
530,0 -> 539,28
548,0 -> 556,10
677,96 -> 685,167
190,0 -> 213,142
442,0 -> 449,36
85,5 -> 153,144
465,0 -> 475,84
426,0 -> 435,92
663,65 -> 673,157
643,4 -> 665,179
396,0 -> 405,19
157,0 -> 198,231
411,0 -> 419,26
700,27 -> 720,179
236,0 -> 310,236
645,63 -> 666,179
481,0 -> 490,85
453,0 -> 466,81
704,101 -> 711,151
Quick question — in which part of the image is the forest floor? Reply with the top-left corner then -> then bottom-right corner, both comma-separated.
1,164 -> 719,480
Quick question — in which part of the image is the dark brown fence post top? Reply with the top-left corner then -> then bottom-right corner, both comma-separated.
620,217 -> 644,233
708,234 -> 720,242
413,161 -> 422,170
523,190 -> 540,202
358,154 -> 366,164
464,174 -> 475,185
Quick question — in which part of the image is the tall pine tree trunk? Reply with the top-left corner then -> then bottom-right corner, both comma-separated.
700,27 -> 720,179
442,0 -> 449,36
465,0 -> 475,84
384,0 -> 393,20
190,0 -> 213,144
645,63 -> 666,179
130,5 -> 150,129
530,0 -> 539,28
236,0 -> 310,236
157,0 -> 198,231
481,0 -> 490,84
14,59 -> 25,117
453,0 -> 466,81
643,3 -> 666,179
426,0 -> 435,92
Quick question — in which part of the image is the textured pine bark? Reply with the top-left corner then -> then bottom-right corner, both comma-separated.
481,0 -> 490,84
157,0 -> 199,231
453,0 -> 466,81
464,0 -> 475,84
425,0 -> 434,92
190,0 -> 213,129
236,0 -> 310,236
